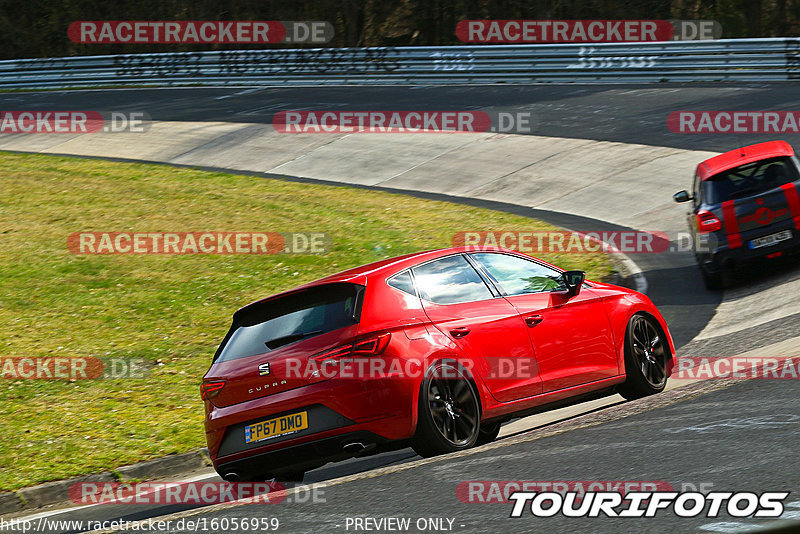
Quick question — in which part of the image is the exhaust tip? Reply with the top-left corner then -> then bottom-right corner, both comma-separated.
343,441 -> 375,456
343,441 -> 366,453
222,471 -> 240,482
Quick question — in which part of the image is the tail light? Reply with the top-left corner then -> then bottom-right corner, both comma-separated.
353,333 -> 392,355
695,210 -> 722,233
311,333 -> 391,363
201,379 -> 226,400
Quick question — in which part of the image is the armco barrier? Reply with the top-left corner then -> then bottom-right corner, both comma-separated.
1,38 -> 799,89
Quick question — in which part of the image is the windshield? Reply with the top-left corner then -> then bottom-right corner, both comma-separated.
703,156 -> 799,204
214,283 -> 363,363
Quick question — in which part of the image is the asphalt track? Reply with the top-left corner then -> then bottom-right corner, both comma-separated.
122,380 -> 800,534
3,83 -> 800,151
2,84 -> 800,533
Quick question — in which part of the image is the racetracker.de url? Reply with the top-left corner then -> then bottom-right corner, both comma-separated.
0,516 -> 280,533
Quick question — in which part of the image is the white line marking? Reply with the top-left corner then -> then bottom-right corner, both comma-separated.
698,522 -> 759,533
215,88 -> 264,100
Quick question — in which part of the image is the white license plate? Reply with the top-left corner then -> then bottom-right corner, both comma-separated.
749,230 -> 792,249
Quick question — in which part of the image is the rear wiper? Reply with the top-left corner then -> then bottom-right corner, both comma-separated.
265,330 -> 324,350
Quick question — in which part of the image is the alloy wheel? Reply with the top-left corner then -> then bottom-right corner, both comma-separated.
425,372 -> 479,446
630,316 -> 667,388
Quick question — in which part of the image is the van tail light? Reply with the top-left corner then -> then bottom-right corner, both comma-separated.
311,333 -> 392,363
201,379 -> 226,400
696,210 -> 722,233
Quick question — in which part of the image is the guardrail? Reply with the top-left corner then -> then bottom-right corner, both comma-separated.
1,38 -> 799,89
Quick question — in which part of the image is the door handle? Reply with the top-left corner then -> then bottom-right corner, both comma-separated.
450,327 -> 471,338
524,314 -> 544,327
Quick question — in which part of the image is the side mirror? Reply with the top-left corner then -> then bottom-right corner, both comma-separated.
561,270 -> 585,297
673,190 -> 692,203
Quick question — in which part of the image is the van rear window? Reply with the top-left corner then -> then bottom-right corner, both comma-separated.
214,283 -> 363,363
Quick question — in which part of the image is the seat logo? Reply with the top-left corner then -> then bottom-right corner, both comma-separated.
258,363 -> 270,376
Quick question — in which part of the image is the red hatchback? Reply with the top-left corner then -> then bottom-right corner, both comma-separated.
202,247 -> 676,482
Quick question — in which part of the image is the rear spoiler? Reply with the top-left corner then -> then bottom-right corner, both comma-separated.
212,282 -> 366,363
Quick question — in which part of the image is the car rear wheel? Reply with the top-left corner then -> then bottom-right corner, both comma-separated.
700,265 -> 724,290
618,314 -> 669,400
475,422 -> 501,446
412,362 -> 480,458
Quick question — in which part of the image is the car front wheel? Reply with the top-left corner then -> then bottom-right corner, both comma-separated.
618,314 -> 669,400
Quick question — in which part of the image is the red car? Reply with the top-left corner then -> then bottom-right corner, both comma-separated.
201,247 -> 675,482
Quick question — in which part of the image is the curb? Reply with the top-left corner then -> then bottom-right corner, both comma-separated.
605,251 -> 647,293
0,448 -> 211,516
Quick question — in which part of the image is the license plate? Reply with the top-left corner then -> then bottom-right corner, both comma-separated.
244,411 -> 308,444
749,230 -> 792,249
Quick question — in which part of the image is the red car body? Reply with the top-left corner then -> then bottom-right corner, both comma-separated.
202,247 -> 676,481
696,140 -> 796,180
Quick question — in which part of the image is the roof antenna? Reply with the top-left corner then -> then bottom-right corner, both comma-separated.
737,134 -> 746,157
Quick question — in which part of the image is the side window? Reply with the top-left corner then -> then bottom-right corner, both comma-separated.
792,156 -> 800,176
472,252 -> 564,296
412,255 -> 493,305
387,271 -> 416,296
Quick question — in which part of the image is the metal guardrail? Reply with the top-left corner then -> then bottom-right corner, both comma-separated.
1,38 -> 800,88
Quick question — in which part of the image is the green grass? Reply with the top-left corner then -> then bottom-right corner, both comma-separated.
0,152 -> 613,491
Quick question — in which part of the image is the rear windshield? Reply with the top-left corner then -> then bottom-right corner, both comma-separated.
214,283 -> 364,363
703,156 -> 799,204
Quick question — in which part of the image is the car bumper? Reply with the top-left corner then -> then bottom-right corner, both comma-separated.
215,430 -> 393,479
700,224 -> 800,273
204,375 -> 416,478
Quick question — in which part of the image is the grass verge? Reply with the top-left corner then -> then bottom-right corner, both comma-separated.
0,151 -> 613,491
